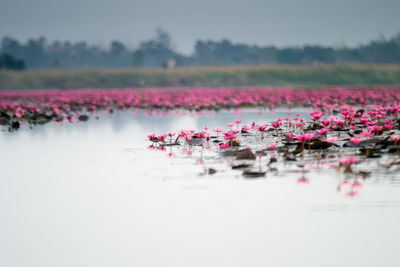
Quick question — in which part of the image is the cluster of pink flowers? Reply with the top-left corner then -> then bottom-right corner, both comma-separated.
2,86 -> 400,126
146,94 -> 400,198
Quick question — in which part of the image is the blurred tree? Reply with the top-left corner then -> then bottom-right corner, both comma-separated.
0,53 -> 26,70
132,28 -> 179,67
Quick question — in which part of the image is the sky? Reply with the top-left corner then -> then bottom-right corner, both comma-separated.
0,0 -> 399,54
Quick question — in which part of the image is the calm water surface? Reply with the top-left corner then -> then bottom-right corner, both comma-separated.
1,108 -> 400,267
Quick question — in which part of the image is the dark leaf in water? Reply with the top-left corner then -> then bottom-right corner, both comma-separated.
0,118 -> 9,125
359,147 -> 381,157
208,168 -> 217,175
343,141 -> 355,147
236,148 -> 256,160
188,139 -> 202,146
31,114 -> 52,124
268,157 -> 277,165
358,139 -> 379,147
11,121 -> 20,129
292,145 -> 304,154
242,170 -> 266,178
306,123 -> 322,131
386,145 -> 400,153
356,109 -> 365,116
0,112 -> 10,120
232,163 -> 252,169
160,142 -> 180,147
222,150 -> 237,157
357,171 -> 371,178
78,115 -> 89,121
379,138 -> 395,149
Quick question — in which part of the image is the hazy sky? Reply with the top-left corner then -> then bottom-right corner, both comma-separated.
0,0 -> 399,54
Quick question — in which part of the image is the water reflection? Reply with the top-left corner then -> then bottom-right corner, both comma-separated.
1,108 -> 400,267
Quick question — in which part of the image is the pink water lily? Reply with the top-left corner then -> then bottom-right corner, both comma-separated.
234,120 -> 242,128
361,131 -> 374,138
349,137 -> 363,146
325,137 -> 339,143
391,135 -> 400,142
147,133 -> 156,140
315,128 -> 330,136
265,144 -> 276,150
219,142 -> 229,149
241,125 -> 250,133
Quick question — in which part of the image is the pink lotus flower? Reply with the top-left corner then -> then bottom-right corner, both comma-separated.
286,133 -> 294,140
195,132 -> 206,139
295,133 -> 315,142
257,125 -> 268,132
391,135 -> 400,142
272,121 -> 281,128
265,144 -> 276,150
147,133 -> 156,141
321,120 -> 331,127
295,135 -> 307,142
361,131 -> 374,138
219,142 -> 229,149
224,134 -> 237,141
368,125 -> 383,133
385,124 -> 395,130
325,137 -> 339,143
231,128 -> 240,134
234,120 -> 242,128
349,137 -> 363,146
157,134 -> 167,143
316,128 -> 330,136
241,125 -> 250,132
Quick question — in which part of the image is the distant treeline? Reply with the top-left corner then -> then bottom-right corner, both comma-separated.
0,53 -> 26,70
1,29 -> 400,69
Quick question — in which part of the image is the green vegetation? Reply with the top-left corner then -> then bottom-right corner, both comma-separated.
1,64 -> 400,90
0,53 -> 26,71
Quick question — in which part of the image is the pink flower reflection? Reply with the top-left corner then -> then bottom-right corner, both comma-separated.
297,177 -> 310,184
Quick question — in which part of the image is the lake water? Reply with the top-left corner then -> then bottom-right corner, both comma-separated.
1,108 -> 400,267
